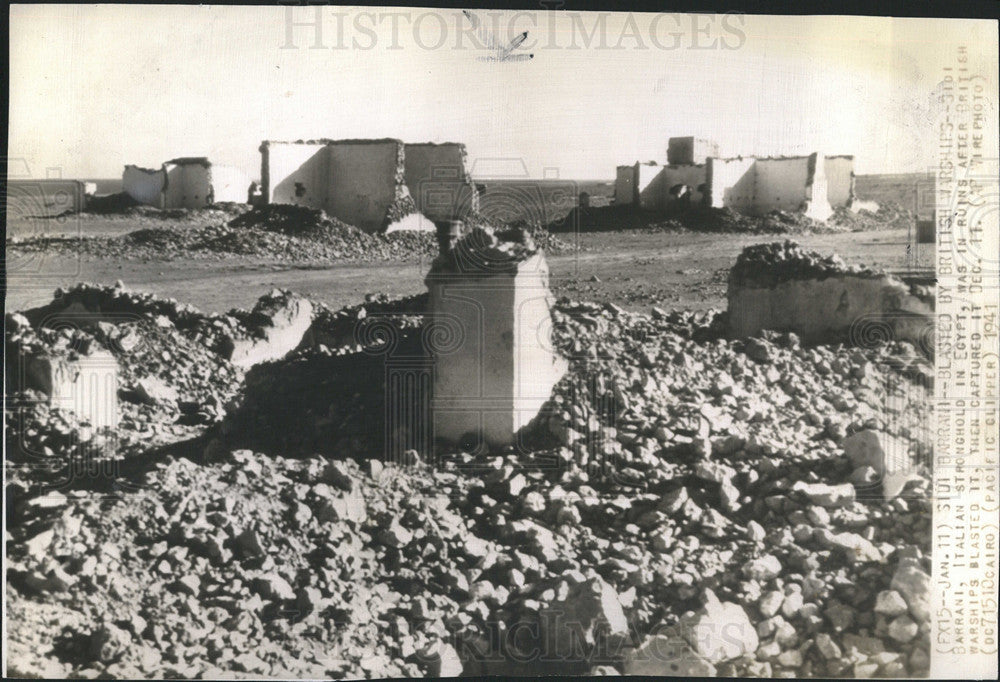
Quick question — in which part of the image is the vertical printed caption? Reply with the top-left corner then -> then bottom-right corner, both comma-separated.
931,42 -> 1000,679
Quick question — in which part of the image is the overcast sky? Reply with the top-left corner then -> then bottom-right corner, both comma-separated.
8,5 -> 998,179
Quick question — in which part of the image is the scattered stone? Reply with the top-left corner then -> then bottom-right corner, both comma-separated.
890,558 -> 931,622
540,577 -> 628,659
680,590 -> 758,663
132,376 -> 178,405
873,589 -> 909,617
814,633 -> 842,659
744,555 -> 782,581
622,633 -> 717,676
887,614 -> 919,642
815,529 -> 884,563
758,591 -> 784,618
843,429 -> 910,479
792,481 -> 855,508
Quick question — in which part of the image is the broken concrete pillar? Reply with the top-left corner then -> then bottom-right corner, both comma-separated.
802,152 -> 834,221
21,350 -> 119,429
727,242 -> 935,351
220,290 -> 313,368
668,137 -> 719,166
425,224 -> 567,448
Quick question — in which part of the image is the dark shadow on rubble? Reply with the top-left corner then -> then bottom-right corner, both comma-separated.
5,431 -> 210,546
216,328 -> 430,461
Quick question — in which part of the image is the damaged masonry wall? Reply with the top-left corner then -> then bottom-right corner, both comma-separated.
403,143 -> 479,221
261,139 -> 420,233
615,136 -> 855,219
123,158 -> 250,209
261,139 -> 478,233
707,153 -> 855,220
727,241 -> 934,351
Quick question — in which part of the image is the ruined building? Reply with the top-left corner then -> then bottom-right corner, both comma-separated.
615,136 -> 855,221
123,157 -> 251,209
259,139 -> 478,233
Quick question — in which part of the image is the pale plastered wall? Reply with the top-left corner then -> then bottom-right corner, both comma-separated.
708,157 -> 756,212
729,274 -> 934,349
428,253 -> 565,447
162,163 -> 211,209
326,140 -> 403,232
752,156 -> 812,213
614,165 -> 636,205
636,164 -> 666,210
403,143 -> 476,220
123,166 -> 166,206
824,156 -> 855,208
262,142 -> 330,210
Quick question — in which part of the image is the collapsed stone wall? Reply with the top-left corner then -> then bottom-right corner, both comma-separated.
613,165 -> 636,205
123,159 -> 250,209
727,241 -> 934,352
824,156 -> 856,208
328,140 -> 411,232
260,139 -> 435,233
425,228 -> 567,447
608,153 -> 857,219
615,163 -> 709,209
5,180 -> 90,218
6,315 -> 119,430
754,156 -> 819,216
403,143 -> 478,221
162,160 -> 212,209
260,141 -> 329,210
122,165 -> 166,207
667,136 -> 719,165
707,156 -> 757,213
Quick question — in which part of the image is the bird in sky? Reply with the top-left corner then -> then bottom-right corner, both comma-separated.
462,10 -> 534,62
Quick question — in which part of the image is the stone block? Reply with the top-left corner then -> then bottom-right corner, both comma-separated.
426,237 -> 566,447
21,349 -> 119,428
668,137 -> 719,166
221,291 -> 313,368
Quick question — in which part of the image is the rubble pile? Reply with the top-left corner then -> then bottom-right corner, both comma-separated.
5,283 -> 263,491
7,278 -> 934,677
6,452 -> 491,678
829,202 -> 916,233
551,205 -> 866,235
5,310 -> 244,488
728,240 -> 881,288
8,206 -> 570,264
305,292 -> 428,352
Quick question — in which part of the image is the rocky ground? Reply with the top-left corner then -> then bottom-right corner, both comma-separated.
548,202 -> 916,236
7,199 -> 914,268
6,243 -> 934,678
6,205 -> 572,265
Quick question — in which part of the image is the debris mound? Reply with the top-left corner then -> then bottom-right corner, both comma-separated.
228,204 -> 347,235
829,202 -> 916,232
551,203 -> 905,236
82,192 -> 141,214
6,281 -> 934,678
728,240 -> 881,288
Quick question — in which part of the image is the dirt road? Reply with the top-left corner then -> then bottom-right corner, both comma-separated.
6,228 -> 931,314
